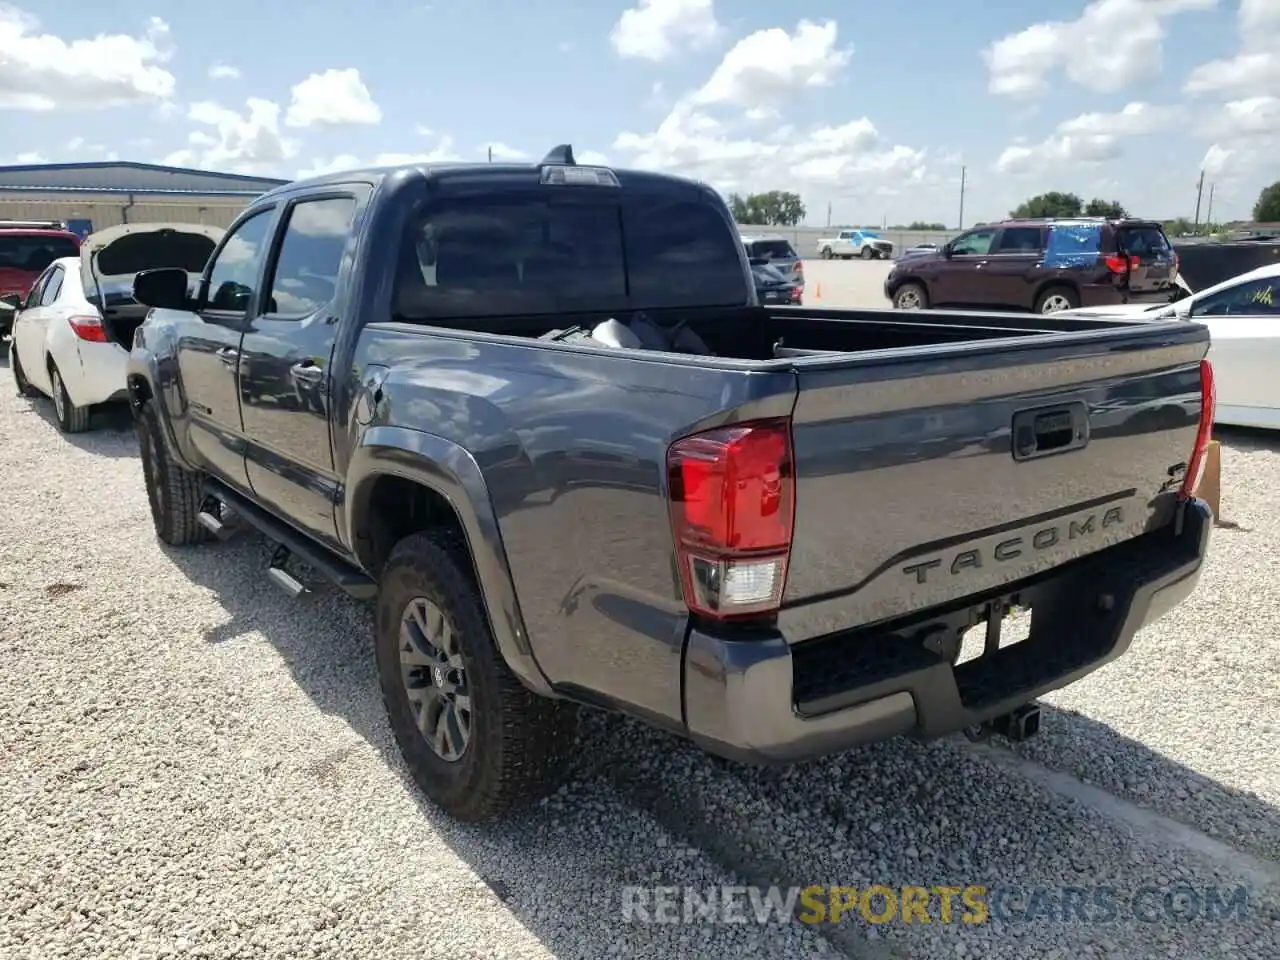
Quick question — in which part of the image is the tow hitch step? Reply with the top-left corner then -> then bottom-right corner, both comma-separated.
963,702 -> 1042,744
196,496 -> 236,540
266,544 -> 309,599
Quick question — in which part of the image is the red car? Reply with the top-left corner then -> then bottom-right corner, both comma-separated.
0,222 -> 82,337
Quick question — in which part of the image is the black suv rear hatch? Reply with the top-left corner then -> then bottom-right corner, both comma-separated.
1116,221 -> 1177,296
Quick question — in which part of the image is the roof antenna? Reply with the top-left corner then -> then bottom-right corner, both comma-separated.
541,144 -> 576,165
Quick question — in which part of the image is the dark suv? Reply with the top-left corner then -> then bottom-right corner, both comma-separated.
885,218 -> 1180,314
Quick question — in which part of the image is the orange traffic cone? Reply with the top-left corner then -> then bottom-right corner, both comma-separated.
813,282 -> 822,301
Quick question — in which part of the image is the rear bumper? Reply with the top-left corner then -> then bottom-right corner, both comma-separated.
682,498 -> 1212,764
69,341 -> 129,406
1079,285 -> 1178,309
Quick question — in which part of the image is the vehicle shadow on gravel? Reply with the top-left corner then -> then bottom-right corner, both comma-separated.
11,388 -> 138,459
166,534 -> 822,960
163,529 -> 1280,959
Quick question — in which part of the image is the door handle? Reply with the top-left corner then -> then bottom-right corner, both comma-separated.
290,361 -> 325,384
217,347 -> 239,365
975,261 -> 988,269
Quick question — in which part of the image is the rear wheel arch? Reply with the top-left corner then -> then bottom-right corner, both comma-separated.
346,435 -> 553,697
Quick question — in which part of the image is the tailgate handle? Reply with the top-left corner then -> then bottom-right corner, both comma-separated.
1012,402 -> 1089,461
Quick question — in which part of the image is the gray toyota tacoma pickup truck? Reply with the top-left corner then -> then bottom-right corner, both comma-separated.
125,145 -> 1216,821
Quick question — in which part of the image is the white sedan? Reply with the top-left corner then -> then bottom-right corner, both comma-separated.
1064,263 -> 1280,431
9,222 -> 223,433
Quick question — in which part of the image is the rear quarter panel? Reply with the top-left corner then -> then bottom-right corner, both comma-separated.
351,326 -> 797,730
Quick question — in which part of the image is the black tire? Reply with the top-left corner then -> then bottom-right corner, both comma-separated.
861,246 -> 875,260
892,282 -> 929,310
135,401 -> 211,546
820,247 -> 833,260
10,342 -> 38,397
1034,285 -> 1079,314
49,362 -> 91,433
376,532 -> 576,821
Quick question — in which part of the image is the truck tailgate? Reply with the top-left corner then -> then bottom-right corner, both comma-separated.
779,321 -> 1209,643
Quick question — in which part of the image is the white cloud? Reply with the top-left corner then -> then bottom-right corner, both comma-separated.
0,9 -> 175,110
208,63 -> 241,80
610,0 -> 720,61
285,68 -> 382,128
693,19 -> 850,107
984,0 -> 1216,98
297,135 -> 462,179
162,98 -> 300,174
994,101 -> 1183,174
1184,0 -> 1280,97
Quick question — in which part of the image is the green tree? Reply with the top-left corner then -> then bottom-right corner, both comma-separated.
900,221 -> 947,230
1010,192 -> 1084,218
726,190 -> 806,226
1085,198 -> 1129,218
1253,181 -> 1280,222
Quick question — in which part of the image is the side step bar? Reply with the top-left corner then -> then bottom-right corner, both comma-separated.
201,479 -> 377,601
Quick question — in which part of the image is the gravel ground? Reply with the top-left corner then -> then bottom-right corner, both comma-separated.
1,356 -> 1278,960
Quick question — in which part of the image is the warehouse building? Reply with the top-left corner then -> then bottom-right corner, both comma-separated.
0,161 -> 288,237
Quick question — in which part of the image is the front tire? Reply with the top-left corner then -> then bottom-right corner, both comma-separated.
49,363 -> 91,433
820,247 -> 833,260
375,532 -> 576,822
893,282 -> 929,310
11,342 -> 38,397
135,401 -> 211,546
861,246 -> 875,260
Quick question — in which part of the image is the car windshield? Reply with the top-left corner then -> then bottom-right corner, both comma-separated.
0,234 -> 79,272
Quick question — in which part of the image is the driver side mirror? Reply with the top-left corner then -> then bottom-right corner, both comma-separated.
133,267 -> 192,310
941,243 -> 954,259
0,293 -> 21,310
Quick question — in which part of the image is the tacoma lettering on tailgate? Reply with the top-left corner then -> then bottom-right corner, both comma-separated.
901,507 -> 1125,584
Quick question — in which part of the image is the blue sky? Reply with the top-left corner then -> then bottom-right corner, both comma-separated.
2,0 -> 1277,224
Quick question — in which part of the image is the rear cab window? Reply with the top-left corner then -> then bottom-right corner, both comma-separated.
395,185 -> 749,319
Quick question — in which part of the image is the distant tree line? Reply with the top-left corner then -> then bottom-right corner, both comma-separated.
727,191 -> 806,227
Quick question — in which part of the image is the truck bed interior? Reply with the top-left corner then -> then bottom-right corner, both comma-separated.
400,305 -> 1162,362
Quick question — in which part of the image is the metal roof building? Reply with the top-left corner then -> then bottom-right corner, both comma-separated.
0,161 -> 288,234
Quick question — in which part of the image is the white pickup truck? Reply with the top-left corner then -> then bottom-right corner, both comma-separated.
816,229 -> 894,260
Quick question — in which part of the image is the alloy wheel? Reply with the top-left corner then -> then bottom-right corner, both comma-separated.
399,597 -> 472,762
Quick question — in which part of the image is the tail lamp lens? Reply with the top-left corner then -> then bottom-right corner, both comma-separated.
68,315 -> 108,342
666,418 -> 795,619
1179,358 -> 1215,500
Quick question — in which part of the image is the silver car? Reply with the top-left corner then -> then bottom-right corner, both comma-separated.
741,233 -> 805,290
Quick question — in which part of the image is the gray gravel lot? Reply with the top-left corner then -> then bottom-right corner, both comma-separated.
2,309 -> 1278,959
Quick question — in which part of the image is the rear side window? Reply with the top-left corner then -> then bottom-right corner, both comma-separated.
994,227 -> 1043,253
1191,276 -> 1280,317
266,196 -> 356,318
41,267 -> 64,305
0,234 -> 79,272
395,192 -> 746,318
747,239 -> 797,260
1118,225 -> 1172,259
1045,223 -> 1103,268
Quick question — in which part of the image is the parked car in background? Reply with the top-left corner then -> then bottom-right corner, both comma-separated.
748,257 -> 802,304
740,233 -> 804,290
0,222 -> 81,339
816,229 -> 894,260
885,217 -> 1180,314
1064,262 -> 1280,431
903,241 -> 939,255
9,222 -> 223,433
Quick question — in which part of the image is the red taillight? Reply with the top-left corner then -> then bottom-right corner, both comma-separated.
68,315 -> 108,342
666,418 -> 795,620
790,286 -> 802,302
1180,359 -> 1215,501
1104,254 -> 1141,274
793,261 -> 803,276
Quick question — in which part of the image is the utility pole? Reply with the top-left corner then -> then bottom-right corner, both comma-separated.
826,201 -> 832,228
1205,183 -> 1215,227
487,146 -> 493,163
1193,169 -> 1205,229
958,165 -> 967,230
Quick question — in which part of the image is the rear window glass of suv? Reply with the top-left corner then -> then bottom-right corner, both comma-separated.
746,239 -> 797,260
395,192 -> 747,319
0,234 -> 79,272
1118,225 -> 1172,259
